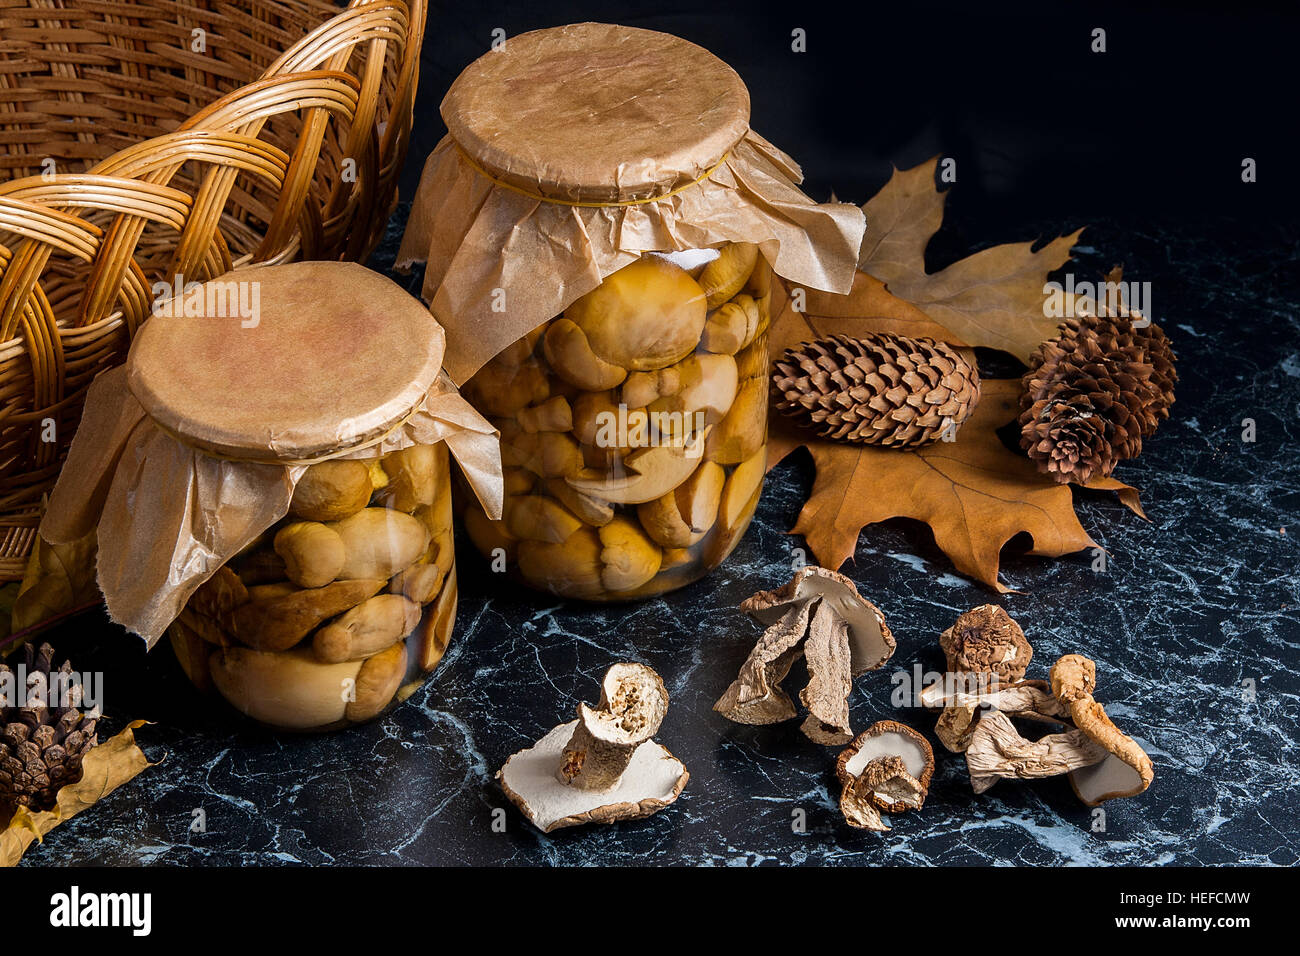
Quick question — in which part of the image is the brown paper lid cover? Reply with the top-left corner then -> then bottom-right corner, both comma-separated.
442,22 -> 751,204
127,262 -> 445,462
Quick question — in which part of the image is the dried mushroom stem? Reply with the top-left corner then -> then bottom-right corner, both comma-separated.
1049,654 -> 1155,804
558,663 -> 669,792
964,709 -> 1107,794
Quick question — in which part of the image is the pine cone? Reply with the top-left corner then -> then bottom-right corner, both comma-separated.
0,643 -> 99,815
772,333 -> 981,447
1019,313 -> 1177,484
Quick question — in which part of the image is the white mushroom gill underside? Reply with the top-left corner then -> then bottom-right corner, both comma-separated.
844,731 -> 929,780
500,721 -> 685,832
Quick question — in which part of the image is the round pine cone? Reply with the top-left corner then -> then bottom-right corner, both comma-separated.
772,333 -> 981,447
1019,313 -> 1177,484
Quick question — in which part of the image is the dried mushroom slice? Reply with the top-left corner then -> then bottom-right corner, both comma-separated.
717,567 -> 894,744
713,599 -> 812,725
839,779 -> 888,831
558,662 -> 669,791
919,678 -> 1068,753
964,709 -> 1107,795
1050,654 -> 1154,805
836,720 -> 934,829
499,721 -> 688,833
496,662 -> 687,833
856,754 -> 927,814
799,599 -> 854,745
742,566 -> 895,675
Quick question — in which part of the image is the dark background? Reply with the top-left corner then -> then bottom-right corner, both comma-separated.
15,2 -> 1299,868
411,1 -> 1299,226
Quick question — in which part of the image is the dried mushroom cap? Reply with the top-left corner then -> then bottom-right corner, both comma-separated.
498,720 -> 688,833
964,709 -> 1107,795
836,721 -> 935,795
717,567 -> 893,745
1050,654 -> 1154,805
742,566 -> 895,675
940,605 -> 1032,685
497,662 -> 687,833
836,721 -> 934,830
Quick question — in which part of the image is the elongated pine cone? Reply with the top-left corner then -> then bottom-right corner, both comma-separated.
772,333 -> 981,447
0,642 -> 99,815
1019,313 -> 1177,484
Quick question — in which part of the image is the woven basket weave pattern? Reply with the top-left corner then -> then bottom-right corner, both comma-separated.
0,0 -> 425,580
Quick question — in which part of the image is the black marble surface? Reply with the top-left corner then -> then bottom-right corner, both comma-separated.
17,203 -> 1299,867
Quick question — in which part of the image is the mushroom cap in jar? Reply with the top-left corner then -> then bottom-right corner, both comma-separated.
563,257 -> 708,373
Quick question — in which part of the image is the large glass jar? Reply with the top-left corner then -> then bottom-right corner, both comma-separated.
460,245 -> 772,600
397,23 -> 865,602
169,441 -> 459,731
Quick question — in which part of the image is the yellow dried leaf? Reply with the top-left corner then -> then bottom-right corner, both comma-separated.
0,720 -> 152,867
11,531 -> 99,634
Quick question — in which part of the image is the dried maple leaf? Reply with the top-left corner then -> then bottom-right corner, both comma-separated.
769,377 -> 1101,591
857,158 -> 1082,362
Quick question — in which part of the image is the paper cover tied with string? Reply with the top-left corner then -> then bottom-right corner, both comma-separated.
396,21 -> 867,384
37,261 -> 502,728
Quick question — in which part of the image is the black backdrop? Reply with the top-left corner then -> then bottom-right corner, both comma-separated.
408,0 -> 1298,231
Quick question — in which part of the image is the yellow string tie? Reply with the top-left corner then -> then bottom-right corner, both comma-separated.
453,142 -> 730,208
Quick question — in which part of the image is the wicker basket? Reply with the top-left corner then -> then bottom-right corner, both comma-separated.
0,0 -> 426,581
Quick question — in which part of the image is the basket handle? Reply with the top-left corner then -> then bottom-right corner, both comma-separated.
75,133 -> 292,328
169,71 -> 360,280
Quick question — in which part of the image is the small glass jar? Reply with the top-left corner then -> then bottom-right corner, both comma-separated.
38,260 -> 500,733
169,441 -> 459,731
459,245 -> 772,600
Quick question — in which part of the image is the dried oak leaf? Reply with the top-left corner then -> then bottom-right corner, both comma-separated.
0,720 -> 152,866
765,161 -> 1146,588
857,157 -> 1083,363
770,377 -> 1107,591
